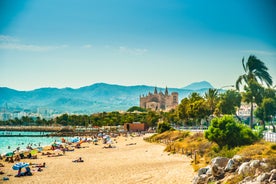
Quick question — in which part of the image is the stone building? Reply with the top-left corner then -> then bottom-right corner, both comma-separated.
124,122 -> 148,132
140,87 -> 178,111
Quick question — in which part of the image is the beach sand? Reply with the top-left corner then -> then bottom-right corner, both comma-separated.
1,134 -> 195,184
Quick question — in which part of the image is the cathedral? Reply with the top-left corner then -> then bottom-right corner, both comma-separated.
139,87 -> 178,111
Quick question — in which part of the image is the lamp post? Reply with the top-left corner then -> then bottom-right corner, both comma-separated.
218,85 -> 235,91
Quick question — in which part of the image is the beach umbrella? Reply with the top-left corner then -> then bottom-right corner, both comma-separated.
12,162 -> 29,170
71,138 -> 79,143
30,149 -> 38,155
5,152 -> 14,157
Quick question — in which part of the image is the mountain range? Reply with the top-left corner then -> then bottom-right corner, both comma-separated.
0,81 -> 213,114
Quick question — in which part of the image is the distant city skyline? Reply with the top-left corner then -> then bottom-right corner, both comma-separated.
1,0 -> 275,90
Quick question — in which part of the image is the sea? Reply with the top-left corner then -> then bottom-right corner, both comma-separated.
0,131 -> 72,155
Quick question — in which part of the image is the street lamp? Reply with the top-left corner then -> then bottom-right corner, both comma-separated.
218,85 -> 235,94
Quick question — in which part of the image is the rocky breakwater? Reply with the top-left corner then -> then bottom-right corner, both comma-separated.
193,155 -> 276,184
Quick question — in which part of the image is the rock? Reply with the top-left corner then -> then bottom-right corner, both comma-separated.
270,169 -> 276,174
211,164 -> 225,179
206,167 -> 212,176
238,162 -> 250,176
193,174 -> 208,184
269,172 -> 276,183
233,155 -> 243,163
222,174 -> 236,184
225,159 -> 238,172
211,157 -> 229,168
249,160 -> 260,168
260,162 -> 269,170
238,176 -> 255,184
198,166 -> 210,176
256,173 -> 270,182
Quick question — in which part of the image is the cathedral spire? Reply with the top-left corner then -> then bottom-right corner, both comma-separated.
165,86 -> 168,96
154,86 -> 158,94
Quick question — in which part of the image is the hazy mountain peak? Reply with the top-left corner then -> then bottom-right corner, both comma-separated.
182,81 -> 213,90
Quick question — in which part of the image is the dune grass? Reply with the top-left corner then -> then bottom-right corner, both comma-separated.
145,130 -> 276,171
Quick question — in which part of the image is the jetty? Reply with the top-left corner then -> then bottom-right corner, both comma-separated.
0,126 -> 124,137
0,126 -> 63,132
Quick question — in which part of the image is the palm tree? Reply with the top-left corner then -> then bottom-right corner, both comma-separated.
204,88 -> 218,114
236,55 -> 273,128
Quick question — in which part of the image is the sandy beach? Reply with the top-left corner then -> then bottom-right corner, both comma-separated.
1,134 -> 195,184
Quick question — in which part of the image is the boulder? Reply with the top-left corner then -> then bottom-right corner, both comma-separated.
269,172 -> 276,183
232,155 -> 243,163
238,176 -> 255,184
249,160 -> 260,168
193,174 -> 208,184
256,173 -> 270,182
225,158 -> 238,172
260,162 -> 269,170
211,164 -> 225,179
238,162 -> 250,176
198,166 -> 210,176
211,157 -> 229,168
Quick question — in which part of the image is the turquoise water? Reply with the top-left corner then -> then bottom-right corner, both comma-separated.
0,131 -> 72,154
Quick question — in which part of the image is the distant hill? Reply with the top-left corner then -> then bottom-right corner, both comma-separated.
182,81 -> 213,90
0,82 -> 213,114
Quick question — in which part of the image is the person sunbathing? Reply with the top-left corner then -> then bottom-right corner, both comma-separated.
102,144 -> 115,149
72,157 -> 84,162
0,169 -> 4,175
126,143 -> 137,146
42,152 -> 52,156
31,162 -> 46,168
47,153 -> 63,157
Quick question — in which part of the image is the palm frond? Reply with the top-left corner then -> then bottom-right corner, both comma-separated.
236,75 -> 246,90
242,57 -> 247,72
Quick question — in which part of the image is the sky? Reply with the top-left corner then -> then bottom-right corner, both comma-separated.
0,0 -> 276,91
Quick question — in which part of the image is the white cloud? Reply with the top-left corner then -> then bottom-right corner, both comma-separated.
0,43 -> 68,51
241,50 -> 276,56
0,35 -> 68,52
119,46 -> 148,55
0,35 -> 19,42
82,44 -> 92,48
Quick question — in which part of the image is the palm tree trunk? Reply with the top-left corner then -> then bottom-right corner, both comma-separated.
250,101 -> 253,129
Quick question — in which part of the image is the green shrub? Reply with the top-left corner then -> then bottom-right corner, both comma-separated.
204,115 -> 259,149
156,122 -> 174,133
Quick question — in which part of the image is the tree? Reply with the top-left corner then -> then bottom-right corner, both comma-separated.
255,88 -> 276,132
236,55 -> 273,128
242,80 -> 265,128
204,88 -> 219,114
177,92 -> 209,126
127,106 -> 147,112
205,115 -> 259,148
157,121 -> 173,133
216,90 -> 241,116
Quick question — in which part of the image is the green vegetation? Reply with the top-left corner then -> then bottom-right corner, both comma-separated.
236,55 -> 273,128
204,115 -> 259,148
157,122 -> 174,133
145,128 -> 276,171
127,106 -> 147,112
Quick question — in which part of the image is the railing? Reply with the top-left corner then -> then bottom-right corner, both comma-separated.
263,131 -> 276,143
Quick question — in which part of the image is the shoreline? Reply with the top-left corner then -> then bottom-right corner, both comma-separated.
1,134 -> 195,184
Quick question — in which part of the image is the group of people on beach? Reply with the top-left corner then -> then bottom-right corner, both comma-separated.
0,132 -> 142,181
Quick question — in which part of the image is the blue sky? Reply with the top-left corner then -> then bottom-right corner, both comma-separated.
0,0 -> 275,90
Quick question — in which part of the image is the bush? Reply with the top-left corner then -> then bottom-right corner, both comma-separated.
204,115 -> 259,149
157,122 -> 174,134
